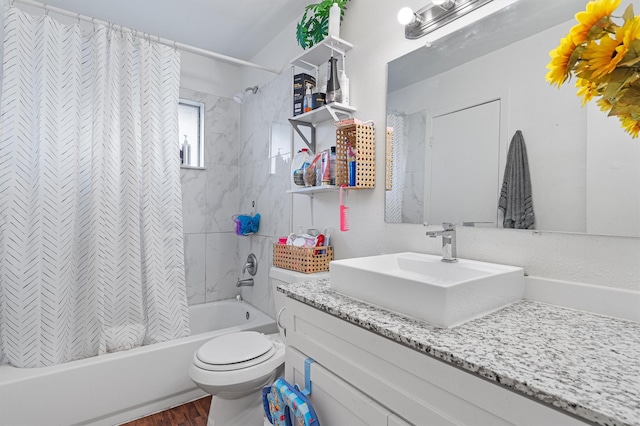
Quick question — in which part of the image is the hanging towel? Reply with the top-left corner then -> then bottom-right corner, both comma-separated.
498,130 -> 535,229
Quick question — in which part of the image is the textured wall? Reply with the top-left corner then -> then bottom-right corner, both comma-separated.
245,0 -> 640,291
236,69 -> 293,316
179,88 -> 240,305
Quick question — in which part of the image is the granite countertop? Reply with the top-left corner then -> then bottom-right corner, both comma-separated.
278,279 -> 640,426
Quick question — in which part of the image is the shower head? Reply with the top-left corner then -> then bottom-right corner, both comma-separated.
233,85 -> 259,104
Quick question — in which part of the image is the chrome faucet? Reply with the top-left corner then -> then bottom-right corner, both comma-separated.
425,222 -> 458,263
236,278 -> 254,287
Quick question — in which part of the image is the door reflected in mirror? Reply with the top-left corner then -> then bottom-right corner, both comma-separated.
385,0 -> 640,238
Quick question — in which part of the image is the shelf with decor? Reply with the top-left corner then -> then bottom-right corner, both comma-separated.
289,122 -> 376,196
289,36 -> 355,153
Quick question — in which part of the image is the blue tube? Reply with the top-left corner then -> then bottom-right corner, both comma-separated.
348,160 -> 356,186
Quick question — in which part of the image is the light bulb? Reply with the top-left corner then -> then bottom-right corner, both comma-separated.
397,7 -> 415,25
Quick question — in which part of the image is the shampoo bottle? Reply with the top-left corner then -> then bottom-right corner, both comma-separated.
181,135 -> 191,166
328,2 -> 341,38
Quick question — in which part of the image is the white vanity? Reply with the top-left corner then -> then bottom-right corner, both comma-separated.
279,277 -> 639,426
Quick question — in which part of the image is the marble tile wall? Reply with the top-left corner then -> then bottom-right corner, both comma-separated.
180,88 -> 240,305
237,69 -> 293,316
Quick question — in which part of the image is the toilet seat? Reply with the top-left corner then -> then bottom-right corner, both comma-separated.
194,331 -> 276,372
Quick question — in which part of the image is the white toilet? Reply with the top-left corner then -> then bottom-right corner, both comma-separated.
189,267 -> 328,426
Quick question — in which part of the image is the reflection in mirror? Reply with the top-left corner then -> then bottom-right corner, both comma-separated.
385,0 -> 640,238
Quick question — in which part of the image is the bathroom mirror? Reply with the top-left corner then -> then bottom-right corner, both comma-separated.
385,0 -> 640,238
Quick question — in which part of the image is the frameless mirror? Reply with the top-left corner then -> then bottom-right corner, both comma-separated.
385,0 -> 640,238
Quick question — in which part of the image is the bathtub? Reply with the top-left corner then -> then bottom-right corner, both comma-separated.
0,299 -> 277,426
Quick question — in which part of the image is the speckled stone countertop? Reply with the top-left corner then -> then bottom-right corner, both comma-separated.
278,279 -> 640,426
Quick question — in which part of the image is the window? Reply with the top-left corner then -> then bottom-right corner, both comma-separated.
178,99 -> 205,168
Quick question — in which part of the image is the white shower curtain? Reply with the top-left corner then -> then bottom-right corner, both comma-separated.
385,112 -> 406,223
0,7 -> 190,368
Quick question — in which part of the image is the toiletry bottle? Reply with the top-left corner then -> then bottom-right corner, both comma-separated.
291,148 -> 311,187
328,2 -> 341,39
330,146 -> 336,185
323,226 -> 331,247
182,135 -> 191,166
347,142 -> 356,186
303,83 -> 313,113
321,149 -> 331,185
339,69 -> 349,106
326,56 -> 342,104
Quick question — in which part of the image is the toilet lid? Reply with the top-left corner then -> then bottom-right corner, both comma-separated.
195,331 -> 276,371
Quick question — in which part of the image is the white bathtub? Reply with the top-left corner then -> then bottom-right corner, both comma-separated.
0,299 -> 277,426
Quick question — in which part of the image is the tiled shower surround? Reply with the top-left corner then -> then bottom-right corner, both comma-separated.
180,69 -> 293,318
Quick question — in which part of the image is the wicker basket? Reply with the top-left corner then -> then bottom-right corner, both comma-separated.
335,123 -> 375,188
273,244 -> 333,273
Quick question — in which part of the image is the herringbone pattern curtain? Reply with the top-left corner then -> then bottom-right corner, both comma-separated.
0,7 -> 189,368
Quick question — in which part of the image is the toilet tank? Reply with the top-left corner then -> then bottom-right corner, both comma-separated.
270,267 -> 329,341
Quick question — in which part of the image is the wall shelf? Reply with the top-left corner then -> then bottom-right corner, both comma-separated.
289,103 -> 356,153
291,36 -> 353,70
287,185 -> 340,196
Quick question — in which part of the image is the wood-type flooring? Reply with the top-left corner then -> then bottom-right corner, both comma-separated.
121,396 -> 212,426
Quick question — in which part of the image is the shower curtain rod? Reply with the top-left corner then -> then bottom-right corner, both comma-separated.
12,0 -> 282,75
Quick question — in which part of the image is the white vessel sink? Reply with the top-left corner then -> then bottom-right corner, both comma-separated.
329,252 -> 524,327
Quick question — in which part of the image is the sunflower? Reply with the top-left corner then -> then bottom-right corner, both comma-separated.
619,114 -> 640,137
546,35 -> 577,87
582,16 -> 640,78
570,0 -> 622,44
597,97 -> 614,112
581,36 -> 623,78
618,15 -> 640,49
576,78 -> 600,105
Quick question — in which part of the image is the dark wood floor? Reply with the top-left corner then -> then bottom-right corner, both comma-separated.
121,396 -> 212,426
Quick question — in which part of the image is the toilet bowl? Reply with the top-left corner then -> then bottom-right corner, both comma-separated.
189,267 -> 328,426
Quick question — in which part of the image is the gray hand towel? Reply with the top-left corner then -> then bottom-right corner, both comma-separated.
498,130 -> 535,229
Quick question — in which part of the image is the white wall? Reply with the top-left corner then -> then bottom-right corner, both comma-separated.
247,0 -> 639,291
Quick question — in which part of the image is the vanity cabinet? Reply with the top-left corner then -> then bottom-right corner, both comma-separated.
287,346 -> 400,425
283,296 -> 589,426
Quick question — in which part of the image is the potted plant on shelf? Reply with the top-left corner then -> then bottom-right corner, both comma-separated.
296,0 -> 351,50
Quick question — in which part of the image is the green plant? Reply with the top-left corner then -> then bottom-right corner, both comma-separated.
296,0 -> 351,50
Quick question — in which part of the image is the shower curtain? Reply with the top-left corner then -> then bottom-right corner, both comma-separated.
385,111 -> 406,223
0,7 -> 190,368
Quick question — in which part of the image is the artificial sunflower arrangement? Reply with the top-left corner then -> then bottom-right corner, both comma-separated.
546,0 -> 640,138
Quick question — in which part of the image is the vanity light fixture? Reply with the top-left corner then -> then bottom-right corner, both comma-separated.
399,0 -> 494,40
432,0 -> 456,9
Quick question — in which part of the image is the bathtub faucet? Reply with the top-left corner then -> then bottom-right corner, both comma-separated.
243,253 -> 258,276
236,278 -> 254,287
